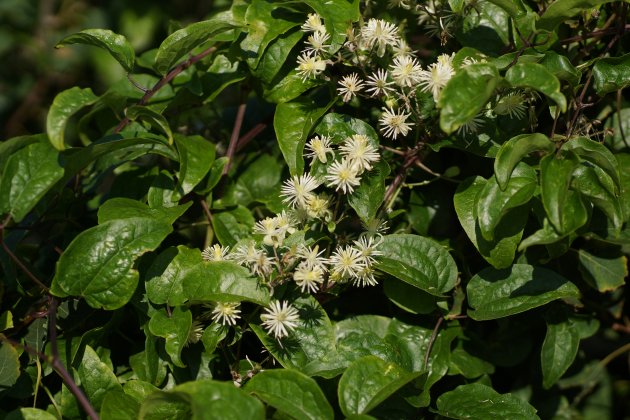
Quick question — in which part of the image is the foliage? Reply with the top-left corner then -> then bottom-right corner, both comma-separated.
1,0 -> 630,418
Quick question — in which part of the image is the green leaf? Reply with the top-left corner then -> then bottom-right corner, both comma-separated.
245,369 -> 334,420
183,260 -> 270,305
56,29 -> 135,72
435,383 -> 539,419
203,55 -> 248,104
78,345 -> 123,408
0,141 -> 64,222
5,408 -> 58,420
467,264 -> 581,320
155,14 -> 236,74
540,152 -> 580,233
538,0 -> 621,31
454,177 -> 527,268
148,306 -> 192,368
593,53 -> 630,95
230,154 -> 282,206
571,165 -> 623,231
505,62 -> 566,112
348,161 -> 390,224
263,70 -> 322,104
146,246 -> 201,306
578,249 -> 627,292
97,197 -> 191,225
477,163 -> 536,241
100,392 -> 140,420
494,133 -> 555,190
201,324 -> 227,355
338,356 -> 422,417
383,278 -> 437,315
50,217 -> 172,310
0,341 -> 20,388
540,52 -> 581,86
274,99 -> 332,176
303,0 -> 361,49
174,135 -> 215,195
485,0 -> 527,18
140,379 -> 265,419
377,234 -> 458,296
439,63 -> 499,134
251,30 -> 302,84
541,308 -> 581,389
47,87 -> 98,150
562,136 -> 621,194
212,206 -> 255,247
126,106 -> 173,145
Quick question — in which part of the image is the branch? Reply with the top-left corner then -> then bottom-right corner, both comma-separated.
223,100 -> 248,175
423,316 -> 444,370
114,45 -> 217,133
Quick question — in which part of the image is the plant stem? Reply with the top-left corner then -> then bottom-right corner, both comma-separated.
423,316 -> 444,370
223,100 -> 248,175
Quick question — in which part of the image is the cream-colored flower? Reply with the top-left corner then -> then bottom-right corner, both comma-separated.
296,52 -> 327,81
337,73 -> 365,103
379,107 -> 412,140
210,302 -> 241,326
339,134 -> 380,173
261,300 -> 300,339
324,159 -> 361,194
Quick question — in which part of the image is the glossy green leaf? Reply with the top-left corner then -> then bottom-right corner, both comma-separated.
47,87 -> 98,150
540,152 -> 580,233
303,0 -> 361,49
148,306 -> 192,368
505,63 -> 566,112
562,136 -> 621,193
252,30 -> 302,84
578,249 -> 627,292
348,161 -> 390,224
245,369 -> 334,420
5,408 -> 58,420
540,52 -> 581,86
439,63 -> 499,134
494,133 -> 555,190
100,391 -> 140,420
458,2 -> 511,56
538,0 -> 621,31
212,206 -> 255,247
203,55 -> 247,104
126,106 -> 173,144
79,345 -> 122,408
50,217 -> 172,310
377,234 -> 458,296
338,356 -> 422,417
477,163 -> 536,241
383,278 -> 436,315
174,134 -> 215,195
0,341 -> 20,388
467,264 -> 581,320
146,246 -> 201,306
56,29 -> 135,71
454,177 -> 527,268
183,260 -> 270,305
0,141 -> 64,222
263,70 -> 322,104
541,309 -> 579,389
0,134 -> 42,187
97,198 -> 191,225
230,154 -> 282,206
201,324 -> 227,355
140,379 -> 265,419
274,99 -> 332,176
436,383 -> 539,419
572,165 -> 623,231
485,0 -> 527,17
155,14 -> 236,74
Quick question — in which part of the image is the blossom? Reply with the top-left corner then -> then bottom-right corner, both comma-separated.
296,52 -> 327,81
337,73 -> 365,103
365,69 -> 396,97
305,135 -> 334,164
301,13 -> 326,34
494,92 -> 527,119
210,302 -> 241,326
392,38 -> 414,58
305,193 -> 332,220
353,264 -> 379,287
261,300 -> 300,339
390,55 -> 423,87
340,134 -> 380,173
305,31 -> 330,54
201,244 -> 229,261
417,54 -> 455,100
280,173 -> 320,208
231,241 -> 274,277
324,159 -> 361,194
297,244 -> 328,270
361,18 -> 400,56
379,107 -> 412,140
329,245 -> 366,280
293,263 -> 325,293
186,320 -> 204,345
254,217 -> 281,247
354,235 -> 383,262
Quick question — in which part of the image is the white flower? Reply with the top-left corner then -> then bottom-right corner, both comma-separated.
297,244 -> 328,270
363,218 -> 389,237
353,264 -> 379,287
254,217 -> 281,247
280,173 -> 320,208
379,107 -> 412,140
337,73 -> 365,103
305,135 -> 334,164
305,30 -> 330,54
329,245 -> 366,280
324,159 -> 361,194
354,235 -> 383,262
390,55 -> 423,87
293,263 -> 325,293
210,302 -> 241,326
417,53 -> 455,100
494,92 -> 527,119
392,38 -> 414,58
361,18 -> 400,56
231,241 -> 274,277
275,210 -> 296,238
301,13 -> 326,34
340,134 -> 380,173
365,69 -> 396,97
305,194 -> 332,220
261,300 -> 300,339
457,113 -> 485,136
296,52 -> 327,81
388,0 -> 412,9
186,320 -> 204,345
202,244 -> 229,261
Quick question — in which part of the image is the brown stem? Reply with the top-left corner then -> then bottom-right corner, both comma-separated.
114,45 -> 217,133
223,101 -> 248,175
423,316 -> 444,370
381,145 -> 423,213
560,24 -> 630,44
236,122 -> 267,153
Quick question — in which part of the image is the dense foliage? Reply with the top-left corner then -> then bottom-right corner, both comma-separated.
1,0 -> 629,418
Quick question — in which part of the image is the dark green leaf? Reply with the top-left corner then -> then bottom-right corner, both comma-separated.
348,161 -> 390,224
505,62 -> 567,112
538,0 -> 621,31
50,217 -> 172,310
97,197 -> 191,225
0,141 -> 64,222
78,345 -> 123,408
100,392 -> 140,420
203,55 -> 247,103
148,171 -> 179,208
175,135 -> 215,195
212,206 -> 255,247
338,356 -> 422,417
540,52 -> 581,86
231,154 -> 282,206
252,30 -> 302,84
578,249 -> 627,292
148,306 -> 192,368
155,14 -> 236,74
485,0 -> 527,17
303,0 -> 361,49
571,165 -> 623,231
245,369 -> 334,420
201,324 -> 227,355
0,341 -> 20,388
494,133 -> 555,190
540,152 -> 580,233
562,136 -> 621,193
439,63 -> 499,134
126,106 -> 173,145
47,87 -> 98,150
263,70 -> 322,104
436,383 -> 539,419
56,29 -> 135,72
377,234 -> 458,296
5,408 -> 58,420
467,264 -> 580,320
146,246 -> 201,306
541,308 -> 581,389
383,278 -> 437,315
